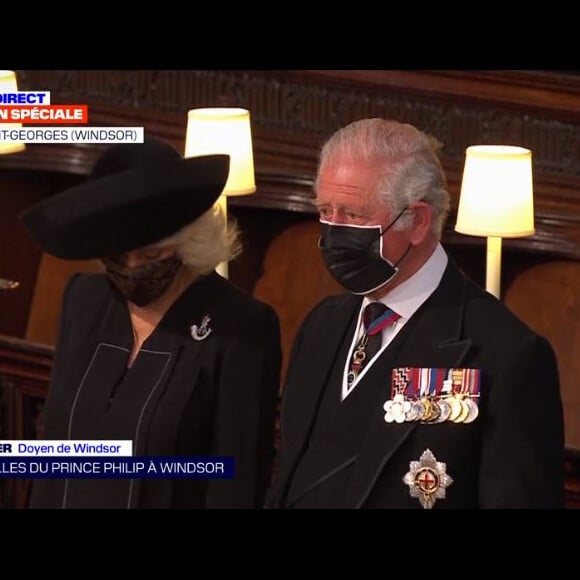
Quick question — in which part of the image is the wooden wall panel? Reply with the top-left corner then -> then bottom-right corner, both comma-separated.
0,168 -> 84,338
0,171 -> 46,337
253,218 -> 342,380
25,254 -> 102,346
504,261 -> 580,450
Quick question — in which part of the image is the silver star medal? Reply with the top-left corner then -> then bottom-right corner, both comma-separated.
190,314 -> 212,341
403,448 -> 453,509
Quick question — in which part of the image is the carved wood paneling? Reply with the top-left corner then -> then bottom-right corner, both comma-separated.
2,70 -> 580,260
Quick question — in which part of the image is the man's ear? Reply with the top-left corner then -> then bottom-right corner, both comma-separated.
408,201 -> 432,245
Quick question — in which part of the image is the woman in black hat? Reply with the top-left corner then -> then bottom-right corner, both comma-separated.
20,137 -> 282,509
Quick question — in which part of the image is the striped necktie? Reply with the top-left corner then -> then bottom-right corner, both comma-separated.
347,302 -> 400,386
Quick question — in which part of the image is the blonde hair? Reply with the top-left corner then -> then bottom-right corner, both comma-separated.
157,204 -> 242,275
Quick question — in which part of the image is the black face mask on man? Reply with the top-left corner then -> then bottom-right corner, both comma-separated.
318,208 -> 410,295
102,254 -> 182,307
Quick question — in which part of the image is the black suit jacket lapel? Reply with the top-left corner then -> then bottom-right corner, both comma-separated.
345,259 -> 473,508
272,293 -> 362,506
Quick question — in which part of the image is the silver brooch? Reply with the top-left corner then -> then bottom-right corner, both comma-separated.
190,315 -> 212,341
402,449 -> 453,509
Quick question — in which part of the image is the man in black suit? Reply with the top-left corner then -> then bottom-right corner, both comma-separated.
266,118 -> 565,509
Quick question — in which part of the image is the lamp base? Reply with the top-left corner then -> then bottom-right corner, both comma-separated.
215,195 -> 228,279
485,236 -> 502,299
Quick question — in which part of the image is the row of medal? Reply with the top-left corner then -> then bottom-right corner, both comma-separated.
383,367 -> 481,425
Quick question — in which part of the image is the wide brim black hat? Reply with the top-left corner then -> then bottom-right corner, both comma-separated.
19,137 -> 230,260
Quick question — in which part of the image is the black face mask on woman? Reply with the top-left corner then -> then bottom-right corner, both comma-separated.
102,254 -> 182,307
318,208 -> 410,295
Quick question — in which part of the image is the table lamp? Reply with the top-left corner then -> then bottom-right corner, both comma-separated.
184,107 -> 256,278
455,145 -> 535,299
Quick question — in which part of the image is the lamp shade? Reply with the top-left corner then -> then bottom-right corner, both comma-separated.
0,70 -> 26,155
455,145 -> 535,238
184,107 -> 256,196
